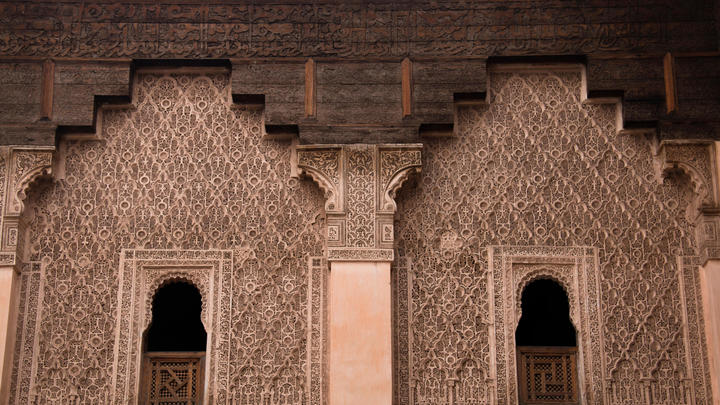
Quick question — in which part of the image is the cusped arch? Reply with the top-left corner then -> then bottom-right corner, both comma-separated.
514,268 -> 579,331
144,273 -> 210,332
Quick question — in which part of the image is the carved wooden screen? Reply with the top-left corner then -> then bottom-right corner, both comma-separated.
141,352 -> 205,405
517,347 -> 578,404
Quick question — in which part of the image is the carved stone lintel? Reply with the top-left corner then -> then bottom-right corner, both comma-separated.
328,248 -> 394,262
294,143 -> 422,261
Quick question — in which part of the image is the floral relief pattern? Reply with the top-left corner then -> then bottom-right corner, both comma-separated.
4,69 -> 715,405
10,72 -> 326,404
394,71 -> 711,404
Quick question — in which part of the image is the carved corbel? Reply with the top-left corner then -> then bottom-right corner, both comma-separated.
654,141 -> 720,260
654,141 -> 719,213
295,146 -> 343,213
378,146 -> 422,213
5,147 -> 54,217
1,147 -> 55,260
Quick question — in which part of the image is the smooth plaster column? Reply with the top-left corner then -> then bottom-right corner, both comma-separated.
0,266 -> 19,404
701,260 -> 720,405
329,261 -> 392,405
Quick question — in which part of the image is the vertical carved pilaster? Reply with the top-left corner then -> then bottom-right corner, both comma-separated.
0,146 -> 54,404
295,143 -> 422,261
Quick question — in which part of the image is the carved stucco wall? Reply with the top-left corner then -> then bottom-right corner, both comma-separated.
4,68 -> 715,405
8,72 -> 327,404
393,70 -> 713,404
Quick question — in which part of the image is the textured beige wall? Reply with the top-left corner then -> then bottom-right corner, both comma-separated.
329,261 -> 392,405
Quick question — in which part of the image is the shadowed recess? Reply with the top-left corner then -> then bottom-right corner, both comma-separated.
145,282 -> 207,352
516,279 -> 577,347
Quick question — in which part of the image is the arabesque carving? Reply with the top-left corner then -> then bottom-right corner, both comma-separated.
8,72 -> 327,405
295,143 -> 422,261
393,70 -> 714,405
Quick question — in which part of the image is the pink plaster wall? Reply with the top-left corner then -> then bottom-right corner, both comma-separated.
329,261 -> 392,405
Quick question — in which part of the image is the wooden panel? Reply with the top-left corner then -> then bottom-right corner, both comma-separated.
40,59 -> 54,119
305,58 -> 316,118
401,58 -> 412,117
664,53 -> 678,114
141,352 -> 205,405
0,62 -> 42,124
52,61 -> 131,126
517,346 -> 578,405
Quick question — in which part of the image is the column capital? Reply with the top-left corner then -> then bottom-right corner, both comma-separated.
294,143 -> 422,262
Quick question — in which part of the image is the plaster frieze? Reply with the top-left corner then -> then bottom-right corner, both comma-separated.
294,143 -> 422,262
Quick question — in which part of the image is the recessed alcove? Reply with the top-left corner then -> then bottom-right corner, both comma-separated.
144,281 -> 207,353
515,278 -> 577,347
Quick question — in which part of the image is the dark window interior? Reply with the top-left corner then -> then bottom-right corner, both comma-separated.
515,278 -> 577,347
145,281 -> 207,352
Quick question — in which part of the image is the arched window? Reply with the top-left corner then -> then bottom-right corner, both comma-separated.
515,278 -> 578,404
141,281 -> 207,404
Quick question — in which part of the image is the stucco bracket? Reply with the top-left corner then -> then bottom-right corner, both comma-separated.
293,143 -> 422,261
654,140 -> 720,261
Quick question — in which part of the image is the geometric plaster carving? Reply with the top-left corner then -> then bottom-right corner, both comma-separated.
294,143 -> 422,262
111,249 -> 238,405
654,140 -> 720,260
488,246 -> 604,405
0,147 -> 54,265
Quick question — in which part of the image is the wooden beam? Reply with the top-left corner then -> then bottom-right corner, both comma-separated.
40,59 -> 54,120
305,58 -> 316,118
664,52 -> 678,114
401,58 -> 412,117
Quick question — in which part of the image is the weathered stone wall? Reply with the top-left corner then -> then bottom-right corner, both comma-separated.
8,71 -> 327,404
394,69 -> 713,404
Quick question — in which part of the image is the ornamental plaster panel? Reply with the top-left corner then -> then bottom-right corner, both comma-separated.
294,143 -> 421,261
488,246 -> 603,405
112,249 -> 239,405
393,70 -> 714,405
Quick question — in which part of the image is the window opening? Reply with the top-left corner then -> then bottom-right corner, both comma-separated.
515,278 -> 578,404
141,281 -> 207,404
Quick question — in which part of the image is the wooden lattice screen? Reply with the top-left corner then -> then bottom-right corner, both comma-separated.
141,352 -> 205,404
517,346 -> 578,404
